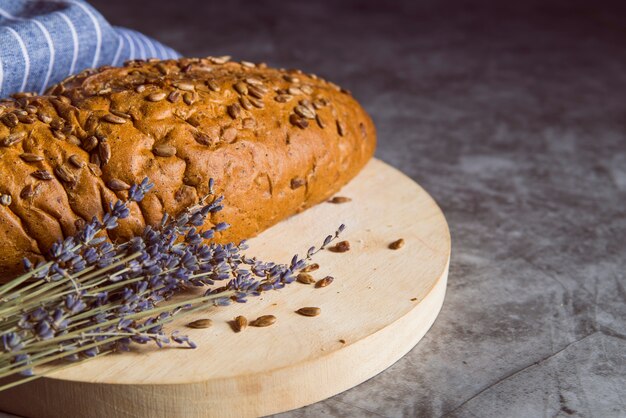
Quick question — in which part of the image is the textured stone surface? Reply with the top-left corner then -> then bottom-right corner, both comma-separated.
4,0 -> 626,416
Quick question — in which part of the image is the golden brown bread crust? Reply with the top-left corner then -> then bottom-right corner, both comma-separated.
0,57 -> 376,278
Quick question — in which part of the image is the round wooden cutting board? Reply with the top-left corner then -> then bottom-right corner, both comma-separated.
0,159 -> 450,418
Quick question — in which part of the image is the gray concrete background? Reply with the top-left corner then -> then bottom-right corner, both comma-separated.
7,0 -> 626,416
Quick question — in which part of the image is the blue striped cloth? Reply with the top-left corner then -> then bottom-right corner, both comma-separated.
0,0 -> 180,98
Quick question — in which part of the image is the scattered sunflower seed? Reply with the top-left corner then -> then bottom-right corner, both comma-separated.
328,196 -> 351,204
186,319 -> 213,329
296,307 -> 320,317
135,84 -> 147,93
315,276 -> 334,288
0,194 -> 11,206
301,263 -> 319,273
330,240 -> 350,253
297,273 -> 316,284
250,315 -> 276,327
240,60 -> 255,68
389,238 -> 405,250
234,315 -> 248,332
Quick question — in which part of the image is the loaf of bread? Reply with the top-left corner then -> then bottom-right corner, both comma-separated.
0,57 -> 376,278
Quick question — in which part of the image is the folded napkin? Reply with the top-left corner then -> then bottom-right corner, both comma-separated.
0,0 -> 179,97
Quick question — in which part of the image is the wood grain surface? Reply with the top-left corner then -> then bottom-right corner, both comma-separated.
0,158 -> 450,418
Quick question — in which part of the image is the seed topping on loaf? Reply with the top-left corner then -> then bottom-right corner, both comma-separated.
0,56 -> 376,279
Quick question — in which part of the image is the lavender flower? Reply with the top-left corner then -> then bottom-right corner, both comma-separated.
0,177 -> 343,391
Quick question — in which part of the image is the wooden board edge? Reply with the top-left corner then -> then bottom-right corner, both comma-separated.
0,256 -> 449,418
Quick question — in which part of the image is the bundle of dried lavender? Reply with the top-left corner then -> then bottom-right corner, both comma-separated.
0,178 -> 344,391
